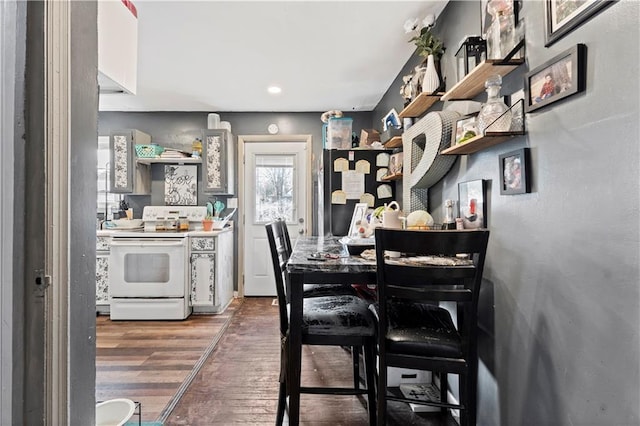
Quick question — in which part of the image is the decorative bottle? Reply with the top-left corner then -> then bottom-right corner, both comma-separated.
477,74 -> 511,135
442,199 -> 456,230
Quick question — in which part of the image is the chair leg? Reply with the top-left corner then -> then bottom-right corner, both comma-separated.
440,372 -> 448,418
352,346 -> 361,390
363,341 -> 377,426
459,370 -> 477,426
276,381 -> 286,426
376,354 -> 386,426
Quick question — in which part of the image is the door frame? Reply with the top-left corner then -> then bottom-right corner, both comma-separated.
237,134 -> 312,297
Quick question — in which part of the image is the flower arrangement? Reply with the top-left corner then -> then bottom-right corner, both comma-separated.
404,14 -> 445,59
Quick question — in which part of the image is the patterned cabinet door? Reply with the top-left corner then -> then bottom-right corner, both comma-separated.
96,253 -> 110,304
109,129 -> 152,194
202,129 -> 235,195
110,131 -> 134,193
190,253 -> 216,306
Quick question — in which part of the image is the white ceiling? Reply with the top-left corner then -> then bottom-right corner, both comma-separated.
98,0 -> 449,113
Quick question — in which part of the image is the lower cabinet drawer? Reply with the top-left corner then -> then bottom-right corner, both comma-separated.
191,237 -> 215,251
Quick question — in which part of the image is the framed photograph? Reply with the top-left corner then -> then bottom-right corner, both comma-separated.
382,108 -> 400,132
525,44 -> 586,113
545,0 -> 616,47
458,179 -> 486,229
451,114 -> 479,146
347,203 -> 369,237
389,152 -> 403,176
499,148 -> 531,195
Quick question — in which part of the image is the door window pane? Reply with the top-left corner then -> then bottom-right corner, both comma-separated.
254,155 -> 295,223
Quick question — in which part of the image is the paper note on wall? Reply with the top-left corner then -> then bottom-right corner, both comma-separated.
331,190 -> 347,204
360,193 -> 375,207
355,159 -> 370,174
376,152 -> 390,167
377,184 -> 393,199
342,170 -> 365,199
334,157 -> 349,172
376,168 -> 388,182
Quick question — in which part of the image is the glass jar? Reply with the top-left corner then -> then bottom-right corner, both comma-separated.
477,74 -> 512,135
179,216 -> 189,231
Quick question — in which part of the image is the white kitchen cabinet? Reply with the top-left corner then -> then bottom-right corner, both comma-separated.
202,129 -> 235,195
109,129 -> 151,194
96,235 -> 111,314
189,230 -> 234,313
98,0 -> 138,94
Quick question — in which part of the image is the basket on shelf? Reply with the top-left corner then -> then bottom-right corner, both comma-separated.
135,144 -> 164,158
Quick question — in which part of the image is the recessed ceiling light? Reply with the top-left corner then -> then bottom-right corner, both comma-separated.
267,86 -> 282,94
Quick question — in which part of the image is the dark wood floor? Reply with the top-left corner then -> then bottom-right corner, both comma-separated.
97,297 -> 458,425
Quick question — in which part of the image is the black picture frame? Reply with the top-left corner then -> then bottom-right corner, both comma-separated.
524,44 -> 586,113
458,179 -> 487,229
451,113 -> 479,147
499,148 -> 531,195
545,0 -> 616,47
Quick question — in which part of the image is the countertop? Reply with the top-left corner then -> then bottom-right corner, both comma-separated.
97,226 -> 233,237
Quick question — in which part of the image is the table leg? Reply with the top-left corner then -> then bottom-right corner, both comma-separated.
288,271 -> 303,425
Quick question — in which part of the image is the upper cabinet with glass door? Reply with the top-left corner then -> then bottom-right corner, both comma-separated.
202,129 -> 235,195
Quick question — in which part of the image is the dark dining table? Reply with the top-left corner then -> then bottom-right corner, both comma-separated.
285,236 -> 377,425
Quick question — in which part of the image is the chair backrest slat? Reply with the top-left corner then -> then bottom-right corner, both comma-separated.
265,221 -> 290,335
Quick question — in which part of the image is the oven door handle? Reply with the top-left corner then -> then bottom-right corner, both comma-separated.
110,240 -> 186,247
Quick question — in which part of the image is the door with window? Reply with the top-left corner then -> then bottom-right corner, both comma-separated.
242,139 -> 309,296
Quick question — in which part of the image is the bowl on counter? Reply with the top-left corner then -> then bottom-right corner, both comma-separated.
109,219 -> 144,229
339,236 -> 375,256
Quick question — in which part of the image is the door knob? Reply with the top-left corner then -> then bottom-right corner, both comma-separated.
298,218 -> 304,235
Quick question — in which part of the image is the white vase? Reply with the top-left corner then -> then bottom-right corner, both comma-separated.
421,54 -> 440,94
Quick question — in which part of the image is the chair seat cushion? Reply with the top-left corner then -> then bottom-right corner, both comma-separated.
291,295 -> 375,337
384,301 -> 462,358
303,284 -> 358,298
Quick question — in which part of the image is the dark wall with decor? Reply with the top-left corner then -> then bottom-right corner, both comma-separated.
375,1 -> 639,424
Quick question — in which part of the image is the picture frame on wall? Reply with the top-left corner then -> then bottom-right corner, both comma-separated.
381,108 -> 400,132
451,113 -> 479,147
388,152 -> 403,176
458,179 -> 487,229
524,44 -> 586,113
499,148 -> 531,195
545,0 -> 616,47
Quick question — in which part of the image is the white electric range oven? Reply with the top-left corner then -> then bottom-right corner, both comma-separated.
109,206 -> 207,320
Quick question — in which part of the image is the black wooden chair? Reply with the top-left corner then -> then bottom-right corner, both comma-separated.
373,228 -> 490,426
273,218 -> 366,390
266,221 -> 377,425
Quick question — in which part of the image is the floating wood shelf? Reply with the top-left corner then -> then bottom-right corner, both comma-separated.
136,157 -> 202,165
441,58 -> 525,102
381,172 -> 403,181
398,92 -> 445,119
383,136 -> 403,148
440,131 -> 524,155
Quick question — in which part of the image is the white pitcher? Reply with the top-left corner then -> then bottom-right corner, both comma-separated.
382,201 -> 402,229
381,201 -> 402,258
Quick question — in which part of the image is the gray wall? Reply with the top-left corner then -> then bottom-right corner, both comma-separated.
70,2 -> 99,424
376,1 -> 639,424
